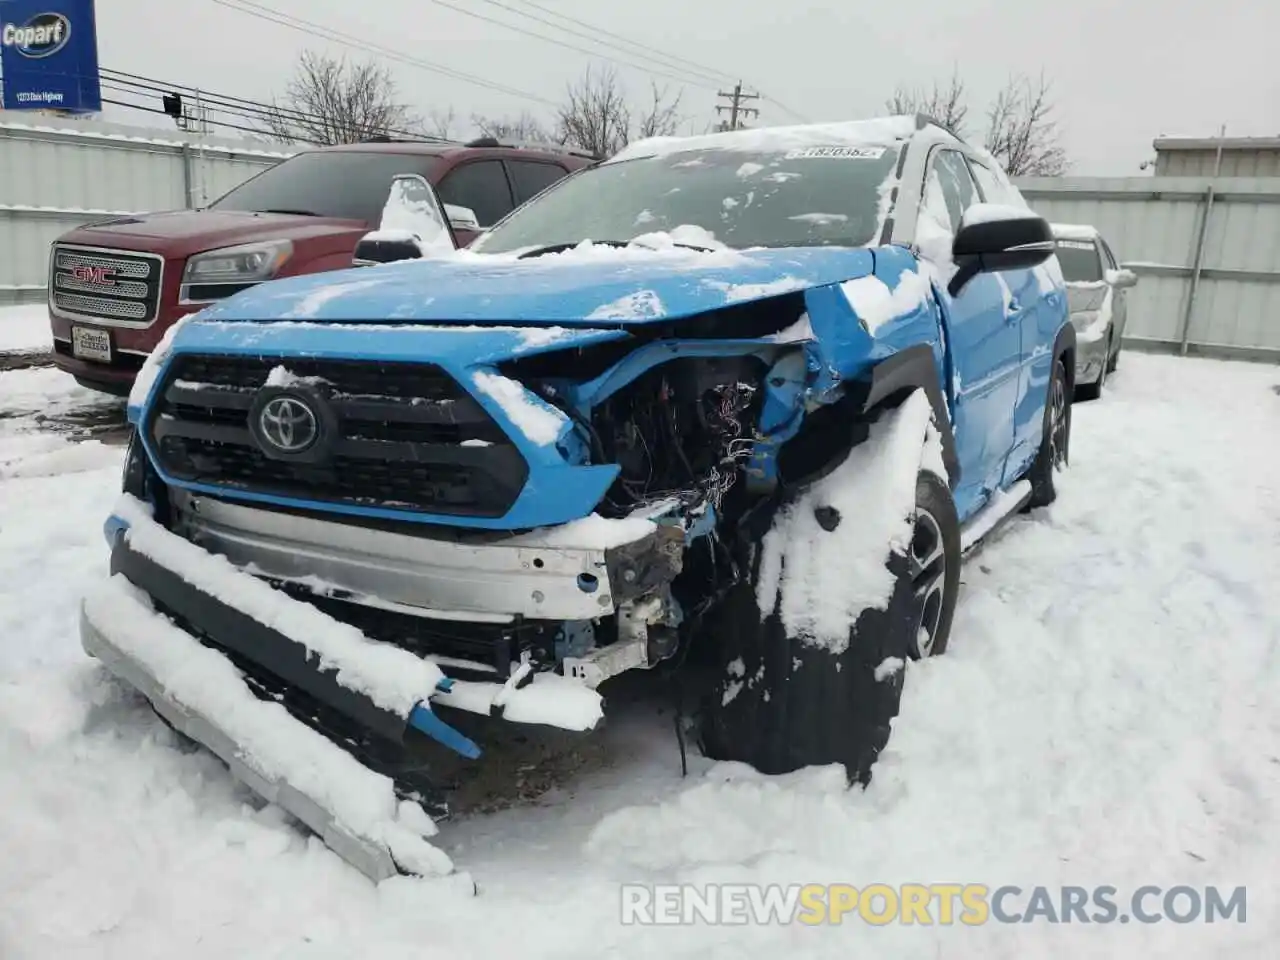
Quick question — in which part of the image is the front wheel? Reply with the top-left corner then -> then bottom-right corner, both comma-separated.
698,468 -> 961,784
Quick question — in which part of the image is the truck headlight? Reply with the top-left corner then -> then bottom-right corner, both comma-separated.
181,239 -> 293,302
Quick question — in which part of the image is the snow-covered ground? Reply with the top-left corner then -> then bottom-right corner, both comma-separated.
0,303 -> 51,355
1,351 -> 1278,959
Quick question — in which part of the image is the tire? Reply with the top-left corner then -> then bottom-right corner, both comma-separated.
697,469 -> 961,784
1075,334 -> 1109,403
1025,355 -> 1072,509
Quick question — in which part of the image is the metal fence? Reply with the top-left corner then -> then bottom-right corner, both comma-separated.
0,112 -> 295,304
1,112 -> 1277,362
1015,175 -> 1280,361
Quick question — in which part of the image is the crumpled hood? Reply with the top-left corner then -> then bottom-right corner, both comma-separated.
194,244 -> 877,326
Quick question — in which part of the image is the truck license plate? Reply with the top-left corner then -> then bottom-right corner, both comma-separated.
71,326 -> 113,363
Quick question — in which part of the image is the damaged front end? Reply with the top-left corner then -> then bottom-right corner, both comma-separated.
81,280 -> 881,882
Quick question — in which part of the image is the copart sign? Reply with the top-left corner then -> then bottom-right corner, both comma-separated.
0,0 -> 101,112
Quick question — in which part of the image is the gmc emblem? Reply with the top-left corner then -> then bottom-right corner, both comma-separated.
71,265 -> 116,286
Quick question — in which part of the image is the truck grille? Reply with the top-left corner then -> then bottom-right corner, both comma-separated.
147,355 -> 529,518
50,246 -> 163,324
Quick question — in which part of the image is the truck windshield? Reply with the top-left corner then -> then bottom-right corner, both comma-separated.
1054,239 -> 1103,282
210,151 -> 436,224
472,145 -> 900,254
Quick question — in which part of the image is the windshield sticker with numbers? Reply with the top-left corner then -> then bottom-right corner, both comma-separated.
783,146 -> 887,160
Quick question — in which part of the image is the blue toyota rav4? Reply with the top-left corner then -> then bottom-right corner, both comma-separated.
83,115 -> 1074,881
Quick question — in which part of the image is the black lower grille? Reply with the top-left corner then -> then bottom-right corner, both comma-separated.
148,354 -> 529,516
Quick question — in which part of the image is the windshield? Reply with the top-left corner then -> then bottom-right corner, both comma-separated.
1054,239 -> 1103,282
211,150 -> 437,224
472,145 -> 900,254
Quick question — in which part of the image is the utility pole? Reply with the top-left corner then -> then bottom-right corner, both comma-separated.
716,82 -> 760,131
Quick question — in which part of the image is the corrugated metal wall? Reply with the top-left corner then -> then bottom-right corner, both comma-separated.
1014,176 -> 1280,359
0,112 -> 296,303
1155,149 -> 1280,178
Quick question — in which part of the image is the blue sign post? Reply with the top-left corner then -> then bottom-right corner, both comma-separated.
0,0 -> 101,113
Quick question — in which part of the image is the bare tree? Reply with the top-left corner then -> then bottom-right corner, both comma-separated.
982,72 -> 1068,176
471,111 -> 559,144
262,50 -> 425,145
634,81 -> 683,140
555,65 -> 683,157
425,107 -> 458,141
885,69 -> 969,135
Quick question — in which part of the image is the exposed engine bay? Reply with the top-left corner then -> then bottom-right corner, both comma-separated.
591,356 -> 769,519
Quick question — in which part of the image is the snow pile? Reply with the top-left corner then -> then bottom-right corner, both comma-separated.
264,365 -> 330,389
754,390 -> 940,652
840,269 -> 932,334
962,202 -> 1036,225
109,494 -> 445,717
4,351 -> 1280,956
81,573 -> 454,879
371,177 -> 454,256
0,304 -> 52,354
701,275 -> 808,303
504,511 -> 657,549
434,673 -> 603,731
1051,222 -> 1101,242
611,116 -> 920,163
471,371 -> 567,446
587,289 -> 666,321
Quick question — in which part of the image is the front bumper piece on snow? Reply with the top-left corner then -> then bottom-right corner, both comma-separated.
80,500 -> 606,883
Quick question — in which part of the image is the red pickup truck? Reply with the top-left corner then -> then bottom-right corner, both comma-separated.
47,138 -> 595,395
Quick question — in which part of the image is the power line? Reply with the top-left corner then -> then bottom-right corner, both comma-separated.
464,0 -> 729,88
100,68 -> 453,142
507,0 -> 739,86
206,0 -> 558,108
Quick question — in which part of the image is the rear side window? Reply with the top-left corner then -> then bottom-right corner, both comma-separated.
1055,239 -> 1103,282
210,151 -> 436,224
508,160 -> 569,204
436,160 -> 514,228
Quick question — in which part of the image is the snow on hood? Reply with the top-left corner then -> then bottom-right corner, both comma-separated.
194,241 -> 878,327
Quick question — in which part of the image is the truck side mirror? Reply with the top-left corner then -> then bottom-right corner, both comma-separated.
445,204 -> 482,233
353,173 -> 456,266
948,204 -> 1056,296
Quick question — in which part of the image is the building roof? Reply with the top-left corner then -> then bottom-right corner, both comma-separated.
1153,135 -> 1280,152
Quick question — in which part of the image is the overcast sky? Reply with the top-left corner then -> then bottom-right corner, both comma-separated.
89,0 -> 1277,174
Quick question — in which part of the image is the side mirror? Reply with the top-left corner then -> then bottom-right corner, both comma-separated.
1105,267 -> 1138,289
948,204 -> 1056,296
445,203 -> 482,232
353,173 -> 456,266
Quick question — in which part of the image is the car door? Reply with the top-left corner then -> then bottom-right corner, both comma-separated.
917,148 -> 1021,519
967,156 -> 1055,484
1098,235 -> 1128,342
434,159 -> 517,245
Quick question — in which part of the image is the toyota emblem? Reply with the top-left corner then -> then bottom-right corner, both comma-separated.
258,395 -> 319,453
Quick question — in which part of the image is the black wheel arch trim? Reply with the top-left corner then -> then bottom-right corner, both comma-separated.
858,343 -> 961,489
1053,321 -> 1078,391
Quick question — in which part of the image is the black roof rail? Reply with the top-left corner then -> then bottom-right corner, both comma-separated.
462,136 -> 600,161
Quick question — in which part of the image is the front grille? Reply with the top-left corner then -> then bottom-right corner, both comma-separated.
50,246 -> 163,324
148,354 -> 529,517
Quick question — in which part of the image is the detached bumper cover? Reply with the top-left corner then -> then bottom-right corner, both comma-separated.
81,574 -> 449,884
